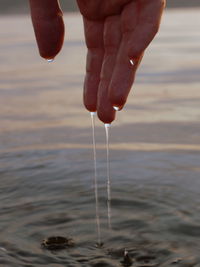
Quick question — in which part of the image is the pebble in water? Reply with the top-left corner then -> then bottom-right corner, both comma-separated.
95,242 -> 104,248
41,236 -> 74,250
171,258 -> 182,264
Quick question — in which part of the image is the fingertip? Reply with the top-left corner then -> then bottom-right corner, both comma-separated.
97,109 -> 116,124
29,0 -> 65,59
84,102 -> 97,113
38,15 -> 65,59
109,89 -> 128,109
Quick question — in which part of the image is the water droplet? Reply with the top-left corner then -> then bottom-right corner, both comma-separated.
47,58 -> 54,63
130,59 -> 134,66
113,106 -> 120,111
90,111 -> 97,116
104,123 -> 111,128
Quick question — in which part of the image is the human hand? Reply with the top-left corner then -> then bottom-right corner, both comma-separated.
29,0 -> 165,123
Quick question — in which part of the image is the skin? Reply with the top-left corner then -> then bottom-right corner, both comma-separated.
29,0 -> 165,123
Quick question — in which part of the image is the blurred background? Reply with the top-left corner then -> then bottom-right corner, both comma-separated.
0,0 -> 200,14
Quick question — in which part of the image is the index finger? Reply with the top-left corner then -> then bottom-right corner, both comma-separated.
29,0 -> 65,59
109,0 -> 165,107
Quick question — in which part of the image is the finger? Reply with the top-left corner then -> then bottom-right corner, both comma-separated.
97,80 -> 116,123
83,18 -> 104,112
29,0 -> 65,59
109,0 -> 165,108
124,0 -> 165,59
97,16 -> 121,123
109,40 -> 144,108
108,1 -> 138,108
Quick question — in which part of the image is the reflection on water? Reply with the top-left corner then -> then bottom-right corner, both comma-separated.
0,10 -> 200,267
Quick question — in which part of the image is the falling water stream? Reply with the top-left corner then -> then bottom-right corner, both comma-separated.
105,123 -> 112,230
90,112 -> 101,246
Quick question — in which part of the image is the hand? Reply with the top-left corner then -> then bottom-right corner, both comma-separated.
29,0 -> 165,123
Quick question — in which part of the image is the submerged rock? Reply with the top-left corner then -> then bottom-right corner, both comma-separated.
41,236 -> 74,250
95,242 -> 104,248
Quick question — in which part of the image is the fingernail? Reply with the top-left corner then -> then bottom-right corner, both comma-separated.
129,59 -> 134,66
113,106 -> 120,111
47,58 -> 54,63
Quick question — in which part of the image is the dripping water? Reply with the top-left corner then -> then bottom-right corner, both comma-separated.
90,112 -> 101,245
47,58 -> 54,63
129,59 -> 134,66
113,106 -> 120,111
105,123 -> 112,230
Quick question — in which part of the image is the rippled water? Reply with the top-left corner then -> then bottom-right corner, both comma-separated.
1,10 -> 200,267
1,148 -> 200,266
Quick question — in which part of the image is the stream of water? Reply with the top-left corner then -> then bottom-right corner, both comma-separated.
90,112 -> 101,246
105,123 -> 112,230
